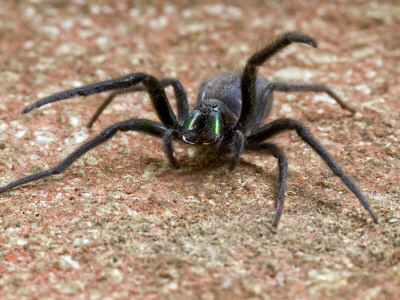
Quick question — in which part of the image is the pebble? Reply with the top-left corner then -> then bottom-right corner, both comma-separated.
34,131 -> 56,144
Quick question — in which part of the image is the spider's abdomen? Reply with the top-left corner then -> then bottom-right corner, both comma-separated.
196,72 -> 269,118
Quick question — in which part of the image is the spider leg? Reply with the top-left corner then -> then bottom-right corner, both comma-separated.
23,73 -> 179,129
267,82 -> 356,113
229,129 -> 245,170
250,82 -> 355,131
163,130 -> 180,169
247,143 -> 288,226
249,85 -> 274,131
237,32 -> 317,132
247,118 -> 378,223
87,77 -> 189,128
0,119 -> 171,194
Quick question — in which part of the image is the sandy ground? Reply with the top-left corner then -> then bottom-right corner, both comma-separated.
0,0 -> 399,299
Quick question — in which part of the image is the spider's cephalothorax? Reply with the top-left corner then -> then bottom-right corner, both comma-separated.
0,33 -> 378,226
181,99 -> 237,145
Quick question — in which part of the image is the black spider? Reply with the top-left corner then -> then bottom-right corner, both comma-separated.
0,33 -> 378,226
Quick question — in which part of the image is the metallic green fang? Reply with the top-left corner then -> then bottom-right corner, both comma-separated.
183,110 -> 202,131
211,112 -> 222,136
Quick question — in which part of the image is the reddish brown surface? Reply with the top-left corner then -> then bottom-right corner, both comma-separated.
0,0 -> 399,299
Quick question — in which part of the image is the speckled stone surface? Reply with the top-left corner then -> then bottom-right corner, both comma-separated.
0,1 -> 399,299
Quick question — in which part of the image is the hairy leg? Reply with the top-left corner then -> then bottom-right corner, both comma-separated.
163,130 -> 180,169
0,119 -> 168,193
87,77 -> 189,128
250,81 -> 355,131
23,73 -> 179,129
247,143 -> 288,226
238,33 -> 317,132
247,118 -> 378,223
229,129 -> 245,171
267,82 -> 355,112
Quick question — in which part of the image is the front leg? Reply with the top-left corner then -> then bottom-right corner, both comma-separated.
237,33 -> 317,132
247,118 -> 378,223
87,77 -> 189,128
229,129 -> 245,171
0,119 -> 169,193
163,130 -> 180,169
247,143 -> 288,226
23,73 -> 179,129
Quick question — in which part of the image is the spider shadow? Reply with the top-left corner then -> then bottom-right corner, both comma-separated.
160,146 -> 281,220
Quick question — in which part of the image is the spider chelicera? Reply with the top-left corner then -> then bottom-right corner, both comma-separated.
0,32 -> 378,226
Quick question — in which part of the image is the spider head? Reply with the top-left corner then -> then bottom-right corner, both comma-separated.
181,99 -> 237,145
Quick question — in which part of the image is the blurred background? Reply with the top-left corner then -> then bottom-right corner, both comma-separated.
0,1 -> 399,299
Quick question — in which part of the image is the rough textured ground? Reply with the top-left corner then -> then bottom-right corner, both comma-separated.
0,0 -> 399,299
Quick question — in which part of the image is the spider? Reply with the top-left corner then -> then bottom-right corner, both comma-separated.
0,32 -> 378,226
